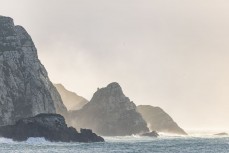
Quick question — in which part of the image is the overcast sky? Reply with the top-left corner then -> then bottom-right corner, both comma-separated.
1,0 -> 229,131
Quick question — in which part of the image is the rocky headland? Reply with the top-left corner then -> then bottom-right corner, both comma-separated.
0,16 -> 103,143
137,105 -> 187,135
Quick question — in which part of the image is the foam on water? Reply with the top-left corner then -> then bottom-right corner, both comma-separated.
26,137 -> 50,145
104,132 -> 229,143
158,132 -> 187,138
0,137 -> 14,144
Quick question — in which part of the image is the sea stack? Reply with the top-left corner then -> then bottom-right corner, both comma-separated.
137,105 -> 187,135
0,16 -> 67,126
70,82 -> 149,136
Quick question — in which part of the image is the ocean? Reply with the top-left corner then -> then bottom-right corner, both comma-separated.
0,134 -> 229,153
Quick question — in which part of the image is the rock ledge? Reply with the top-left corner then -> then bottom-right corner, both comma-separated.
0,114 -> 104,142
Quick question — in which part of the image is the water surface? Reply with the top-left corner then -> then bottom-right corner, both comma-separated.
0,135 -> 228,153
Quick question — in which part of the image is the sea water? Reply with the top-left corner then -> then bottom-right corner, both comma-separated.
0,134 -> 229,153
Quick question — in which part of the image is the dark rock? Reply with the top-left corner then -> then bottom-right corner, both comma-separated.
0,113 -> 104,142
54,84 -> 88,111
70,82 -> 149,136
140,131 -> 159,137
137,105 -> 187,135
214,132 -> 228,136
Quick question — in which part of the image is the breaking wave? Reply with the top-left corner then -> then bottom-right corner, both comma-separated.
0,137 -> 14,144
26,137 -> 50,145
0,137 -> 53,145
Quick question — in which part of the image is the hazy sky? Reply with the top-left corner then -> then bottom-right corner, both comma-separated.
1,0 -> 229,131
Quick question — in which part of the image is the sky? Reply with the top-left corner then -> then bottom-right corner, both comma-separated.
1,0 -> 229,131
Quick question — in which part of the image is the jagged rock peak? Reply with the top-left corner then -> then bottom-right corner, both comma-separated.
97,82 -> 123,94
106,82 -> 121,89
70,82 -> 149,136
91,82 -> 129,105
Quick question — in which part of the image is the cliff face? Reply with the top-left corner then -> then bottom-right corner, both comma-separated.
137,105 -> 187,135
54,84 -> 88,111
70,82 -> 149,136
0,16 -> 67,126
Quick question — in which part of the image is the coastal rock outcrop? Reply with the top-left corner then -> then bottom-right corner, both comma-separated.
140,131 -> 159,137
0,16 -> 67,126
0,114 -> 104,142
70,82 -> 149,136
137,105 -> 187,135
54,84 -> 88,111
214,132 -> 228,136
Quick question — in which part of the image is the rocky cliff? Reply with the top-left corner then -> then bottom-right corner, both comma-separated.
54,84 -> 88,111
137,105 -> 187,135
70,82 -> 149,136
0,16 -> 67,126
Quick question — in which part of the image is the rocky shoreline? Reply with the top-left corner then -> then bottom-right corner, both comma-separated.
0,114 -> 104,142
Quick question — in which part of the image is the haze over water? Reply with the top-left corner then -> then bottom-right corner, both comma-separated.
1,0 -> 228,132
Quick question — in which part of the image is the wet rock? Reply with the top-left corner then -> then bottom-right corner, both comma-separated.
214,132 -> 228,136
0,114 -> 104,142
140,131 -> 159,137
